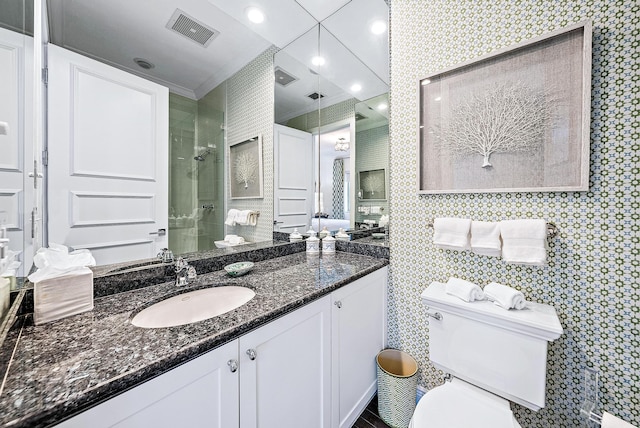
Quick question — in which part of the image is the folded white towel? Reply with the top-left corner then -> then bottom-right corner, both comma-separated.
233,210 -> 250,225
500,219 -> 548,266
602,412 -> 637,428
234,210 -> 258,226
470,221 -> 501,257
433,218 -> 471,251
484,282 -> 527,310
445,277 -> 485,302
225,209 -> 240,226
247,211 -> 259,226
228,235 -> 245,245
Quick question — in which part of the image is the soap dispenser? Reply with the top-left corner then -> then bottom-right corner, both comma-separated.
322,234 -> 335,254
290,228 -> 303,242
306,230 -> 320,254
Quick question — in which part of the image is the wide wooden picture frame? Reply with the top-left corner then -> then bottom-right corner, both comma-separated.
229,135 -> 263,199
418,21 -> 592,194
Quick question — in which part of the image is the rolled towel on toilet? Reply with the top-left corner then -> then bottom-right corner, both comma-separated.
433,218 -> 471,251
484,282 -> 527,310
445,277 -> 485,302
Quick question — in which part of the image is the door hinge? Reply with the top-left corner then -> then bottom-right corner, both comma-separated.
42,67 -> 48,86
42,149 -> 48,166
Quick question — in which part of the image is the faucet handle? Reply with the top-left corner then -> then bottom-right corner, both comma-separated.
187,265 -> 197,280
174,257 -> 189,271
157,248 -> 174,263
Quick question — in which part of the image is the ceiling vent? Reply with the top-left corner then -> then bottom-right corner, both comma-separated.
355,112 -> 368,121
166,9 -> 219,47
307,92 -> 325,100
274,67 -> 298,87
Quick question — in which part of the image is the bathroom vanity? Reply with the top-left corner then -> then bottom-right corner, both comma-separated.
0,251 -> 388,428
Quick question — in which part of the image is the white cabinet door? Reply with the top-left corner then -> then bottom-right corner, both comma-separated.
56,340 -> 239,428
47,44 -> 168,265
239,296 -> 332,428
331,266 -> 388,428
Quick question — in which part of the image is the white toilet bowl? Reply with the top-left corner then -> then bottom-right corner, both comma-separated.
409,378 -> 522,428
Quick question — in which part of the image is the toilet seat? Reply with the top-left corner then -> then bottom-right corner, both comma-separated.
409,378 -> 522,428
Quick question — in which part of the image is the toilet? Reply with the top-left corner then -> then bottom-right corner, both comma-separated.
410,282 -> 563,428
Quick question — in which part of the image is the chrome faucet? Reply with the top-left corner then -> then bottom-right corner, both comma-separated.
174,257 -> 196,286
157,248 -> 174,263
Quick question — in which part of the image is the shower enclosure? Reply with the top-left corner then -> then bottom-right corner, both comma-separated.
168,89 -> 225,255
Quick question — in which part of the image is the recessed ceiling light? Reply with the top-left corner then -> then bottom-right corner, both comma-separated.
421,79 -> 431,85
371,20 -> 387,35
350,83 -> 362,92
246,7 -> 265,23
134,58 -> 155,70
434,96 -> 442,101
377,103 -> 388,110
311,56 -> 325,66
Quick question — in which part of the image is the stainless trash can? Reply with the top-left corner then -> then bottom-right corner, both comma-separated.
376,349 -> 418,428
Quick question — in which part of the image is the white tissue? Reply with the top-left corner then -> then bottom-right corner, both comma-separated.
602,412 -> 637,428
28,244 -> 96,283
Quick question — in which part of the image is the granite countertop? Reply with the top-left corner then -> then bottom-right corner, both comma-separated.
0,251 -> 388,428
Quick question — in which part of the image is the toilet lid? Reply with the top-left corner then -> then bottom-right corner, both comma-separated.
410,378 -> 522,428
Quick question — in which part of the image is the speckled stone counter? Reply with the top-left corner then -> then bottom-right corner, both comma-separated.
0,251 -> 387,428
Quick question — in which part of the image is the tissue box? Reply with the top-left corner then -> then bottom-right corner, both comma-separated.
0,277 -> 9,320
34,268 -> 94,325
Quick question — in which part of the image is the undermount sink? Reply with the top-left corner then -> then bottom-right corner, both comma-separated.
131,286 -> 256,328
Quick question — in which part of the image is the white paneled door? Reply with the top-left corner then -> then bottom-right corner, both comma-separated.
48,45 -> 168,265
273,123 -> 313,233
0,28 -> 32,276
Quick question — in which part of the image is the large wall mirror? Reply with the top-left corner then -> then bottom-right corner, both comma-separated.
273,1 -> 389,235
0,0 -> 35,282
10,0 -> 389,273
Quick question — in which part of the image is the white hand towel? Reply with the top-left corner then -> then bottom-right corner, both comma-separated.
247,211 -> 259,226
470,221 -> 501,257
484,282 -> 527,310
500,219 -> 548,266
602,412 -> 638,428
225,209 -> 239,226
228,235 -> 245,245
433,218 -> 471,251
234,210 -> 252,225
445,277 -> 485,302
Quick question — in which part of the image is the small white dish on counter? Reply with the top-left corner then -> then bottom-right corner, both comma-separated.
224,261 -> 254,277
371,233 -> 385,239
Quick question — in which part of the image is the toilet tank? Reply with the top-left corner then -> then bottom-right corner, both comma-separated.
421,282 -> 563,411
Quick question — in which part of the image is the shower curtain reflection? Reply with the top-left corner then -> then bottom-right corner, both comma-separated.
168,89 -> 225,255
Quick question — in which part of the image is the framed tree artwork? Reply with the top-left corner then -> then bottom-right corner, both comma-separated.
418,21 -> 592,193
229,135 -> 263,199
359,169 -> 386,200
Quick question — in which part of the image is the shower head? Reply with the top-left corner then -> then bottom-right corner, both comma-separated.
194,148 -> 211,162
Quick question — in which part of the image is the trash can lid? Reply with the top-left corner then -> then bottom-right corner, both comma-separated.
376,349 -> 418,378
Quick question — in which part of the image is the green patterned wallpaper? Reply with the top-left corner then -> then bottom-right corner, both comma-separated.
388,1 -> 638,426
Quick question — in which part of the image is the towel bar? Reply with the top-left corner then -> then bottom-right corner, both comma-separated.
426,220 -> 559,239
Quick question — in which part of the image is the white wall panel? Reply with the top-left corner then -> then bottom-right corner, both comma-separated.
0,189 -> 23,230
70,192 -> 155,227
71,67 -> 156,181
